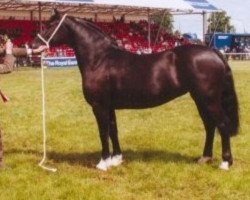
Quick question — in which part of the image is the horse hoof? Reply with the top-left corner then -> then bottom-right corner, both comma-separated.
197,156 -> 213,164
111,154 -> 123,167
219,161 -> 230,171
96,157 -> 112,171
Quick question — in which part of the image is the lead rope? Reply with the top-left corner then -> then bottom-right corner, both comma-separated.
38,53 -> 57,172
36,14 -> 68,173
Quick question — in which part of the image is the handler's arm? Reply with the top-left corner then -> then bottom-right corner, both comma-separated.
31,46 -> 48,54
0,48 -> 5,56
12,48 -> 28,57
1,46 -> 48,57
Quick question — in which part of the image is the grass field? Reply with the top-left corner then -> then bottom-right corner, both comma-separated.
0,61 -> 249,200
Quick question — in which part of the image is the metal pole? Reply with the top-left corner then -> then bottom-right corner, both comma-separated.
202,11 -> 207,43
30,10 -> 33,21
147,9 -> 151,49
38,2 -> 42,32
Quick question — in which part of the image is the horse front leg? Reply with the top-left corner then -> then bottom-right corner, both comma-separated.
109,110 -> 123,167
92,105 -> 112,171
198,124 -> 215,164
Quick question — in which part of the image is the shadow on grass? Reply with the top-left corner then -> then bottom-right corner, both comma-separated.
5,148 -> 197,168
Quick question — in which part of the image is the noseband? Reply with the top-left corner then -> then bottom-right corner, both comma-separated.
37,14 -> 67,48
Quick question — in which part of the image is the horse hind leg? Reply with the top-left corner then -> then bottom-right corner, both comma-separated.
204,98 -> 233,170
192,96 -> 216,164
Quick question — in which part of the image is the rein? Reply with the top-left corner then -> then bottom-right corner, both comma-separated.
37,14 -> 67,48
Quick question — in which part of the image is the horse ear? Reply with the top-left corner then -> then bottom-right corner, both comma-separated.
52,8 -> 60,18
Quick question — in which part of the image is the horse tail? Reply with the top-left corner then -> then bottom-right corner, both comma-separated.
214,49 -> 239,136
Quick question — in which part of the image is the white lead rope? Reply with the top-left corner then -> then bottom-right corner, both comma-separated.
37,14 -> 67,172
39,54 -> 57,172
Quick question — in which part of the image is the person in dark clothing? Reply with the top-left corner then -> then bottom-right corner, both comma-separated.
0,129 -> 3,168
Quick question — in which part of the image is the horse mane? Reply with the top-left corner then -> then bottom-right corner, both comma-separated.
68,16 -> 119,48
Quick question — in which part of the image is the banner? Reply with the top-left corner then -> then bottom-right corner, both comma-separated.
43,57 -> 78,67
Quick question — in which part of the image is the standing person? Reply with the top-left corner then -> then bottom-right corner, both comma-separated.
0,89 -> 8,168
0,37 -> 47,167
0,35 -> 48,74
0,129 -> 3,168
0,36 -> 15,74
0,90 -> 8,168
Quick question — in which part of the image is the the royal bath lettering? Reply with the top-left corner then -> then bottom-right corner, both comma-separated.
44,57 -> 78,67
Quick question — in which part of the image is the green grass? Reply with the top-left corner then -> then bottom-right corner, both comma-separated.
0,61 -> 249,200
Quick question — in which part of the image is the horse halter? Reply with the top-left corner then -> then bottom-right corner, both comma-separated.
37,14 -> 68,48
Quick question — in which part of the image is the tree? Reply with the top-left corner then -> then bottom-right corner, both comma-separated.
150,11 -> 174,33
207,11 -> 235,33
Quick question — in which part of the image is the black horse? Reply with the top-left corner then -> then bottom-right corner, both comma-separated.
33,10 -> 239,171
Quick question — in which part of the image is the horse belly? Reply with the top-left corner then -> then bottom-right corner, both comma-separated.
112,87 -> 187,109
112,69 -> 186,109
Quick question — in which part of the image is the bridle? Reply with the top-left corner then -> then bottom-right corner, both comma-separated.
37,14 -> 67,48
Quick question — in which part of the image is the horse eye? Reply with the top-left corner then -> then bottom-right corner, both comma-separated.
45,21 -> 54,29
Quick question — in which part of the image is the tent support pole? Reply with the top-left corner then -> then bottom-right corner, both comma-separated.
39,2 -> 42,32
202,11 -> 207,42
30,10 -> 33,21
147,9 -> 151,48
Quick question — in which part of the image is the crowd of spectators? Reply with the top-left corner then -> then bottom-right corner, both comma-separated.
0,18 -> 38,46
96,19 -> 190,54
0,17 -> 191,57
219,43 -> 250,60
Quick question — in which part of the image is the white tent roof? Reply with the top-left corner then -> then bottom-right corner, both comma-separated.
30,0 -> 195,12
25,0 -> 219,12
0,0 -> 219,17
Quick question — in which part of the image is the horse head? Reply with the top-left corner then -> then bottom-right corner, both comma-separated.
32,9 -> 71,48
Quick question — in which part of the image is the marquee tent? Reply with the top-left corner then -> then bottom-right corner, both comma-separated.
0,0 -> 219,16
0,0 -> 220,41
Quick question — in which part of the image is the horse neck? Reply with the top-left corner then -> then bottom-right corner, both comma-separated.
65,18 -> 113,70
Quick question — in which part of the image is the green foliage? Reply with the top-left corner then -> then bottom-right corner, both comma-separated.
207,11 -> 235,33
151,12 -> 174,33
0,62 -> 249,200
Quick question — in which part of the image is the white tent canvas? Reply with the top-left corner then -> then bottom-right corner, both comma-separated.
22,0 -> 218,12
